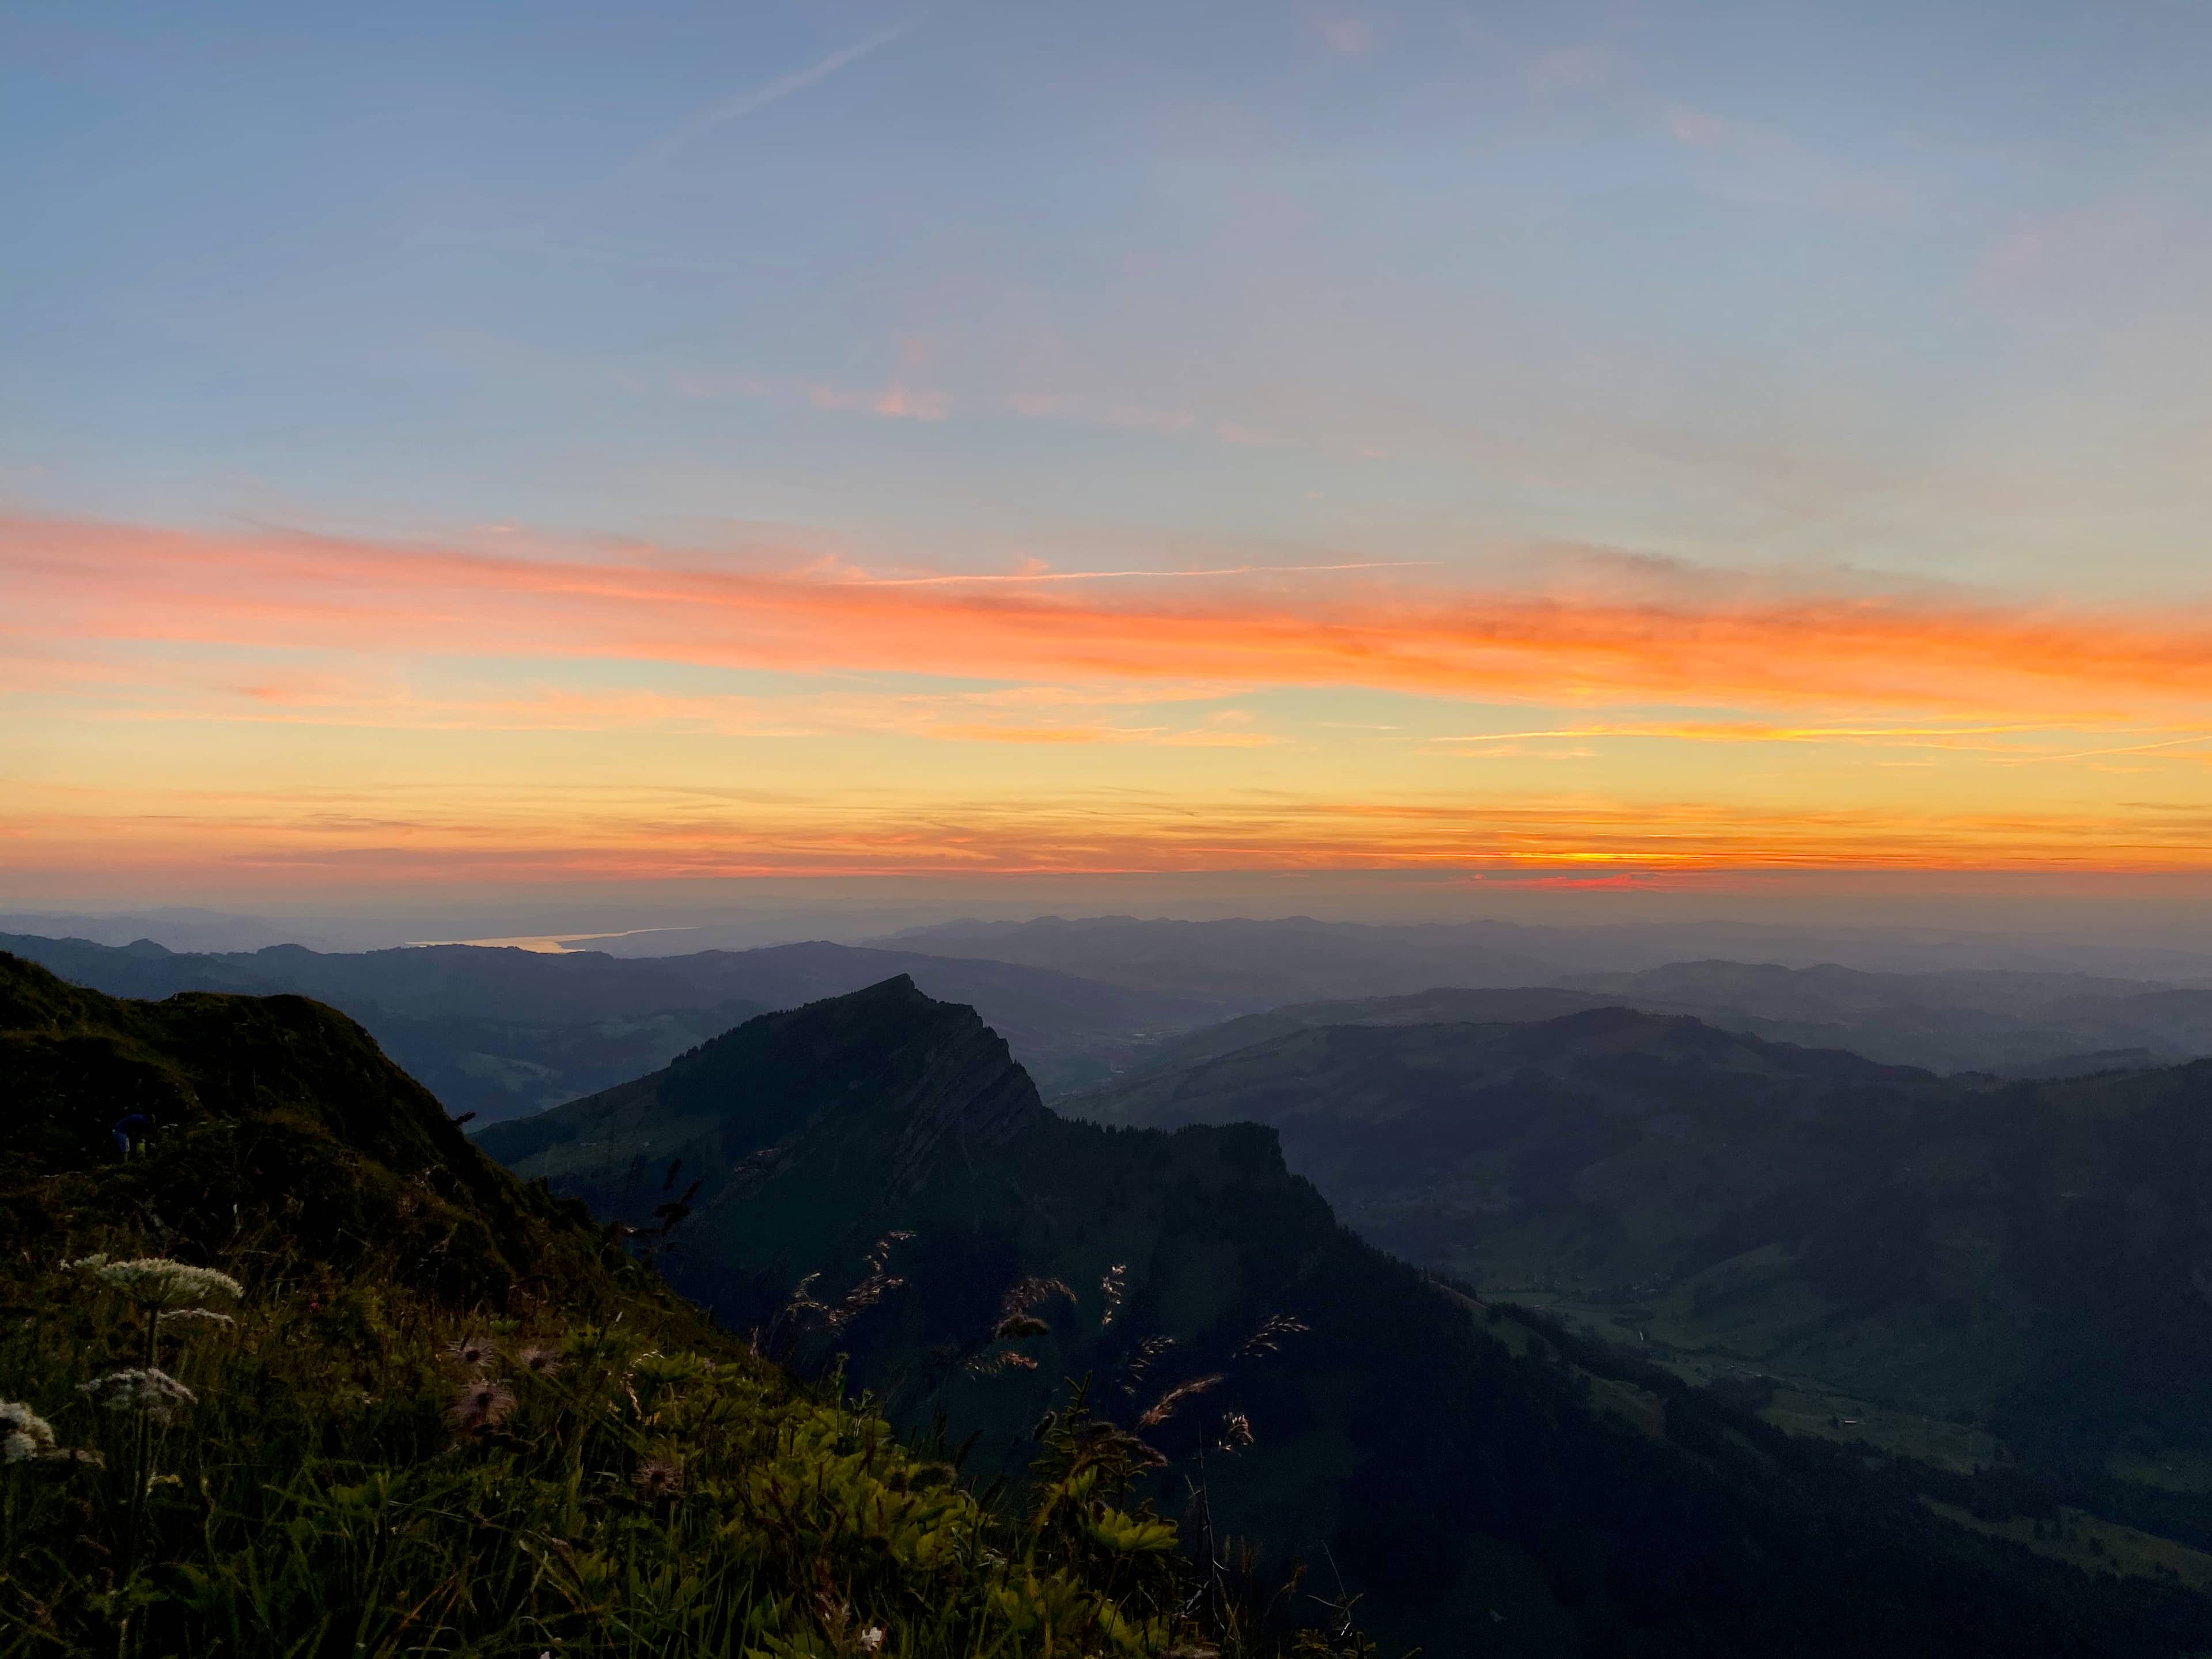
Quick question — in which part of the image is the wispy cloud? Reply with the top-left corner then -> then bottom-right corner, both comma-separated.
676,369 -> 950,422
806,382 -> 951,422
1320,18 -> 1374,56
1006,392 -> 1195,434
1661,103 -> 1915,220
14,775 -> 2212,884
1525,41 -> 1618,98
641,22 -> 916,169
855,559 -> 1429,586
13,515 -> 2212,721
1215,421 -> 1294,449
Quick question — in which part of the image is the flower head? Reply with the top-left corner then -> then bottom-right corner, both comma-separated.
516,1343 -> 564,1377
445,1334 -> 495,1369
632,1458 -> 684,1500
1137,1373 -> 1224,1430
75,1257 -> 242,1310
2,1402 -> 99,1468
1236,1313 -> 1310,1358
79,1369 -> 195,1425
2,1401 -> 57,1464
446,1380 -> 515,1434
1099,1263 -> 1127,1328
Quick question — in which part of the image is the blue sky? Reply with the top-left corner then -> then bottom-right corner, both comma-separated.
9,0 -> 2211,592
10,2 -> 2212,907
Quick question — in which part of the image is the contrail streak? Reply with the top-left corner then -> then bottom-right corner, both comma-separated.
645,23 -> 915,168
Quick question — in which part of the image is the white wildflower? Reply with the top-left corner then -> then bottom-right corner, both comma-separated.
78,1257 -> 242,1309
2,1403 -> 56,1464
1,1402 -> 56,1453
156,1308 -> 237,1328
3,1401 -> 99,1467
446,1379 -> 516,1434
444,1333 -> 495,1368
79,1368 -> 196,1425
857,1627 -> 885,1653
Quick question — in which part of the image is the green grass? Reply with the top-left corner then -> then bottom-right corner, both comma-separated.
0,955 -> 1373,1659
1923,1502 -> 2212,1599
0,1244 -> 1228,1658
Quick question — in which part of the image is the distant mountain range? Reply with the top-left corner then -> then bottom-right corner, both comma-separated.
1101,969 -> 2212,1084
1067,1003 -> 2212,1554
887,913 -> 2212,990
0,931 -> 1222,1120
891,918 -> 2212,1078
13,922 -> 2212,1139
479,973 -> 2212,1656
1551,960 -> 2212,1075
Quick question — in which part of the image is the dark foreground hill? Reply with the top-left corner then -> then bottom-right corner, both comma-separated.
480,976 -> 2212,1657
0,929 -> 1218,1123
0,949 -> 634,1307
1068,1005 -> 2212,1557
0,954 -> 1255,1658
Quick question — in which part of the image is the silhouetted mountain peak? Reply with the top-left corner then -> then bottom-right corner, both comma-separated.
671,974 -> 1047,1192
481,975 -> 1051,1221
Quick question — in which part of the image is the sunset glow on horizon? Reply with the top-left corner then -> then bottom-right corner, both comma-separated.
9,2 -> 2212,904
12,510 -> 2212,890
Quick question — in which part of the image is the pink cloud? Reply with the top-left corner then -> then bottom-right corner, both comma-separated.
12,514 -> 2212,722
1215,421 -> 1293,448
806,382 -> 951,421
1527,43 -> 1615,97
1321,18 -> 1374,56
1660,104 -> 1915,220
1665,105 -> 1736,148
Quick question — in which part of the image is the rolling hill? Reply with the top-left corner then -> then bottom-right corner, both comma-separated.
1066,1005 -> 2212,1552
1554,960 -> 2212,1075
1096,968 -> 2212,1086
480,976 -> 2211,1656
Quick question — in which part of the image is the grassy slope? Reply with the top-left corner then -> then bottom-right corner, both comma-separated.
0,955 -> 1217,1659
483,977 -> 2212,1658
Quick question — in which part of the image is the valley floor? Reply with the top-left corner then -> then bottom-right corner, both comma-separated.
1507,1288 -> 2212,1599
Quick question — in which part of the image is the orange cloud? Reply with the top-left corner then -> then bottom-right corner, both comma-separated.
11,782 -> 2212,886
10,514 -> 2212,719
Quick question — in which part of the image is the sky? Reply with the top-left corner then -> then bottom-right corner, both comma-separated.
7,0 -> 2212,918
